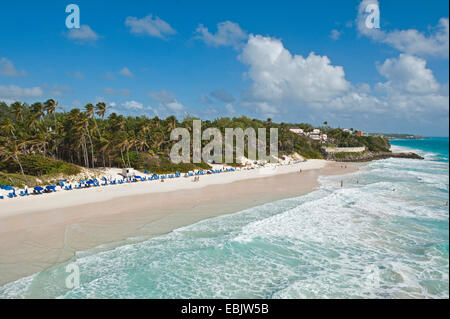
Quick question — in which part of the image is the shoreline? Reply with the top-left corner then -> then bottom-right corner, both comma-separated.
0,160 -> 359,286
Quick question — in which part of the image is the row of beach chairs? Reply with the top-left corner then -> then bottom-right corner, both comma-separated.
0,168 -> 237,199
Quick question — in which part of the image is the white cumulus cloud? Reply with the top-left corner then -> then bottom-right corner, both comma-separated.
195,21 -> 247,49
239,34 -> 350,105
357,0 -> 449,58
0,58 -> 26,77
125,15 -> 176,39
0,85 -> 43,100
122,100 -> 143,109
66,25 -> 99,44
330,29 -> 341,41
102,88 -> 131,96
377,54 -> 440,94
149,90 -> 186,113
118,67 -> 134,78
225,103 -> 235,113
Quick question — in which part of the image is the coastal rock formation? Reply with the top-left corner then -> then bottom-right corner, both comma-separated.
325,151 -> 424,162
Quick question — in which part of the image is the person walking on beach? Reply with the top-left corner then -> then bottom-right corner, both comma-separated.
340,180 -> 343,188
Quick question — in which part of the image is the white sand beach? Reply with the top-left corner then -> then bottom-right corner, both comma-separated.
0,160 -> 358,285
1,160 -> 327,217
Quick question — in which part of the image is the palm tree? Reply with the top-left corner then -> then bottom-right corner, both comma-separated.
0,139 -> 25,176
115,116 -> 126,131
135,136 -> 149,152
84,103 -> 95,118
166,115 -> 177,133
98,136 -> 111,168
10,102 -> 24,121
116,138 -> 130,167
31,102 -> 44,122
27,114 -> 39,130
44,99 -> 60,157
95,102 -> 107,119
44,99 -> 59,128
68,109 -> 90,168
81,111 -> 96,168
0,119 -> 16,139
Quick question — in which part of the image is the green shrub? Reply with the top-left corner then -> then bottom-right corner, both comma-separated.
1,155 -> 81,176
0,172 -> 39,188
333,151 -> 367,159
144,157 -> 212,174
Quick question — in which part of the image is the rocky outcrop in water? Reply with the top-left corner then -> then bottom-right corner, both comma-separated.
326,151 -> 424,162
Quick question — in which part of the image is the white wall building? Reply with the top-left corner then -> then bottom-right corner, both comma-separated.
289,128 -> 304,135
121,168 -> 135,178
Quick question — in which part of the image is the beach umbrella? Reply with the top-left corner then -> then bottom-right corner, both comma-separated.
1,185 -> 14,191
34,186 -> 44,192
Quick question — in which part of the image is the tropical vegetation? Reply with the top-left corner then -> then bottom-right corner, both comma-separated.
0,100 -> 391,186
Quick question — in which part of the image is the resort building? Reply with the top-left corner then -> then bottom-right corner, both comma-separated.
290,127 -> 327,142
289,128 -> 304,135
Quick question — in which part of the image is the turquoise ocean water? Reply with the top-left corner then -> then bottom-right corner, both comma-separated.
1,138 -> 448,298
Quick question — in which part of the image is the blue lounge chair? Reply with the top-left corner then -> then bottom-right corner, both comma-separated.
0,195 -> 3,199
19,190 -> 29,196
7,191 -> 15,198
45,185 -> 56,193
33,186 -> 44,194
57,180 -> 67,188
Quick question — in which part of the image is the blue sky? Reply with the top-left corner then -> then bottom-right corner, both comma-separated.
0,0 -> 448,136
